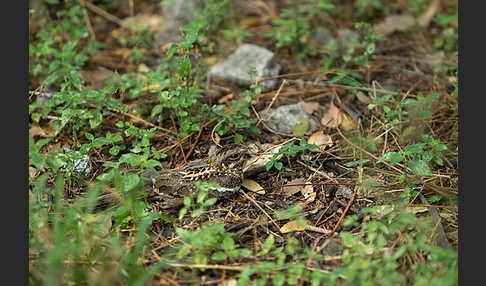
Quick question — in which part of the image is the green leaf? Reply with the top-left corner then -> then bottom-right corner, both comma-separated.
211,251 -> 227,261
89,111 -> 103,129
177,244 -> 191,259
120,173 -> 140,193
204,197 -> 217,206
92,137 -> 111,148
258,234 -> 275,256
151,104 -> 163,117
31,113 -> 41,123
408,159 -> 432,176
292,116 -> 309,136
222,236 -> 236,250
85,132 -> 94,141
178,208 -> 188,220
120,153 -> 142,166
272,273 -> 285,286
142,160 -> 162,170
31,153 -> 46,171
344,159 -> 370,167
194,252 -> 208,265
381,152 -> 403,165
265,160 -> 274,171
46,152 -> 66,172
97,170 -> 115,183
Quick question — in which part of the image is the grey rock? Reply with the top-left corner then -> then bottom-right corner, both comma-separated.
208,44 -> 281,92
263,103 -> 319,135
154,0 -> 202,47
162,0 -> 201,22
313,27 -> 336,47
337,28 -> 360,51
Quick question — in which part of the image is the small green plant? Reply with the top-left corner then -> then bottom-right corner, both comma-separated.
379,134 -> 447,179
118,26 -> 152,48
354,0 -> 390,18
337,205 -> 457,285
406,0 -> 431,16
212,68 -> 262,142
267,1 -> 340,59
178,182 -> 220,219
266,139 -> 319,171
29,174 -> 164,285
129,47 -> 147,64
342,22 -> 385,67
266,6 -> 312,58
175,223 -> 252,265
433,10 -> 458,53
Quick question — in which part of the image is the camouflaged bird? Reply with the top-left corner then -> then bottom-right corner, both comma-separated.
95,143 -> 249,209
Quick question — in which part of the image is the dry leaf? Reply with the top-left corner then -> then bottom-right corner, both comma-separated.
300,101 -> 320,114
29,125 -> 47,137
29,167 -> 36,179
205,56 -> 218,65
301,183 -> 315,203
340,112 -> 357,131
283,178 -> 305,196
121,14 -> 164,32
80,66 -> 115,89
281,219 -> 308,233
30,124 -> 56,137
243,143 -> 283,173
113,48 -> 133,60
320,102 -> 342,128
242,179 -> 265,194
308,131 -> 333,151
356,91 -> 372,105
137,63 -> 151,73
376,14 -> 416,36
418,0 -> 439,27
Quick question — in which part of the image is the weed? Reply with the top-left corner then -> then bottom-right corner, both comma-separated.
354,0 -> 390,18
266,139 -> 319,171
178,182 -> 219,219
212,68 -> 262,142
338,205 -> 457,285
175,223 -> 251,265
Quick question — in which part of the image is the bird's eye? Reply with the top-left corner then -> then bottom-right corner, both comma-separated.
228,153 -> 240,160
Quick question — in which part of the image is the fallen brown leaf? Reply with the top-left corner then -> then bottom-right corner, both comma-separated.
29,125 -> 47,137
301,182 -> 315,203
340,112 -> 357,131
356,91 -> 372,105
29,167 -> 36,179
121,13 -> 164,33
80,66 -> 115,89
242,179 -> 265,194
308,131 -> 333,151
300,101 -> 320,114
321,102 -> 342,128
281,219 -> 308,233
283,178 -> 305,196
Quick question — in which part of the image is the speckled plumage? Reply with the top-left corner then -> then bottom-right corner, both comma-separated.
142,144 -> 249,208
